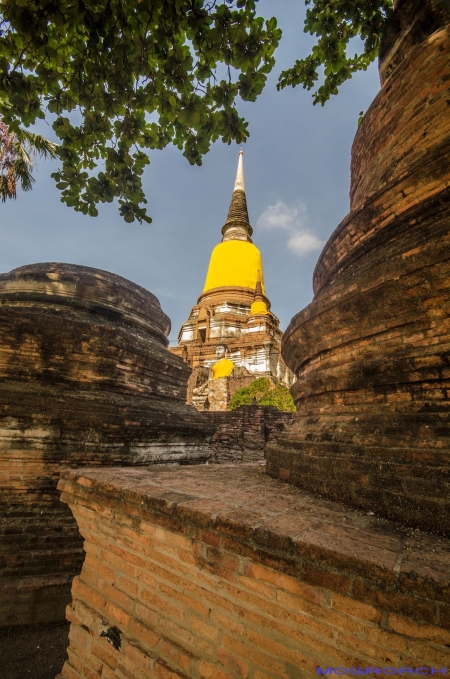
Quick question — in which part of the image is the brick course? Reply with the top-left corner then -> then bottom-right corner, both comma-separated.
57,464 -> 450,679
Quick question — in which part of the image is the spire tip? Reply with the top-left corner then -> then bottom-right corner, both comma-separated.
234,148 -> 245,192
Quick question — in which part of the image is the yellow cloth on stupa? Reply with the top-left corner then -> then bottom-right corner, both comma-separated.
202,240 -> 266,294
212,358 -> 234,379
249,300 -> 268,316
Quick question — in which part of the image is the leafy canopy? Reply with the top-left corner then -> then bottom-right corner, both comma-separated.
278,0 -> 393,105
0,0 -> 280,222
0,0 -> 393,220
229,377 -> 296,412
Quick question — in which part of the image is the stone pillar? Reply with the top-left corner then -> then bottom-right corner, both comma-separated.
0,263 -> 214,625
267,0 -> 450,535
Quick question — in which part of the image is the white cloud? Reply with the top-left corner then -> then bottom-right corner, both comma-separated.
257,200 -> 307,231
257,200 -> 324,257
287,232 -> 325,255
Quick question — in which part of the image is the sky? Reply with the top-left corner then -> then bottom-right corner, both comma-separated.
0,0 -> 381,345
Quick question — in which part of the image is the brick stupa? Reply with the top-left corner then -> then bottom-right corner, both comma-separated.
267,0 -> 450,537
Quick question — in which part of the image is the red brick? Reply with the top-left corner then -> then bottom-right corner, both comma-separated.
205,547 -> 242,572
98,665 -> 117,679
189,615 -> 219,641
69,621 -> 93,653
116,576 -> 138,597
85,555 -> 115,584
135,602 -> 160,627
238,575 -> 276,599
159,638 -> 193,672
154,528 -> 193,552
72,577 -> 105,609
217,648 -> 249,678
221,633 -> 289,678
67,649 -> 84,675
198,659 -> 235,679
122,642 -> 152,672
97,578 -> 134,610
222,536 -> 298,576
388,613 -> 450,646
353,581 -> 438,625
140,587 -> 184,622
91,641 -> 120,669
81,665 -> 101,679
302,565 -> 352,596
104,600 -> 131,627
191,527 -> 222,548
158,582 -> 209,617
60,662 -> 83,679
158,618 -> 215,659
331,593 -> 382,623
407,638 -> 450,665
129,619 -> 160,650
154,659 -> 190,679
211,609 -> 245,637
235,600 -> 335,645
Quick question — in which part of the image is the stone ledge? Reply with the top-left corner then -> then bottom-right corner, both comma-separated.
58,463 -> 450,625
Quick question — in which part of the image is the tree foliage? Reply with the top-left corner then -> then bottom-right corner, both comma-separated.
0,120 -> 58,200
229,377 -> 295,412
0,0 -> 394,219
278,0 -> 393,105
0,0 -> 280,222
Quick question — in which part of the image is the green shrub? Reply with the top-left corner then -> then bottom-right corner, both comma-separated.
229,377 -> 295,412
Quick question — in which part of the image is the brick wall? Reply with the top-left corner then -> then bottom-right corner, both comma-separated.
204,406 -> 294,463
0,263 -> 213,625
57,464 -> 450,679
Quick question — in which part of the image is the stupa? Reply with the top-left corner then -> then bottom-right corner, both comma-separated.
266,0 -> 450,536
170,151 -> 294,410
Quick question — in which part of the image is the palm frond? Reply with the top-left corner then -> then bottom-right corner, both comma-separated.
15,129 -> 59,160
13,157 -> 36,192
12,139 -> 34,169
0,174 -> 17,202
1,120 -> 58,201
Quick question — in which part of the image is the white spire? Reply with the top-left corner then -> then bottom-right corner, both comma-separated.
233,149 -> 245,192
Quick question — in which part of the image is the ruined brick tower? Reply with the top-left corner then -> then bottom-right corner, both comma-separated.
170,151 -> 294,410
267,0 -> 450,536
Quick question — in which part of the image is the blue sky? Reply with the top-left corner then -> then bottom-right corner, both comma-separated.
0,1 -> 381,344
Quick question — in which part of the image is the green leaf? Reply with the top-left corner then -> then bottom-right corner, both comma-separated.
0,0 -> 392,220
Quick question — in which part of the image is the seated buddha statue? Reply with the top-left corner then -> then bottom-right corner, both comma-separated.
211,344 -> 234,379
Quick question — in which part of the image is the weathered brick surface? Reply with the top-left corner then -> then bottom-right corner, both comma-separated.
379,0 -> 450,85
204,406 -> 294,463
0,263 -> 214,625
58,464 -> 450,679
267,2 -> 450,535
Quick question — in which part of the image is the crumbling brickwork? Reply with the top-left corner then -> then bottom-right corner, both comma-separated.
57,464 -> 450,679
0,263 -> 213,625
267,0 -> 450,535
205,406 -> 294,463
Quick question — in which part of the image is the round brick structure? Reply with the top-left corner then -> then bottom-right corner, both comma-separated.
267,0 -> 450,536
0,262 -> 213,625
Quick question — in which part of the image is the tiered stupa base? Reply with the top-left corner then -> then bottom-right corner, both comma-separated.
267,0 -> 450,536
0,263 -> 213,625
